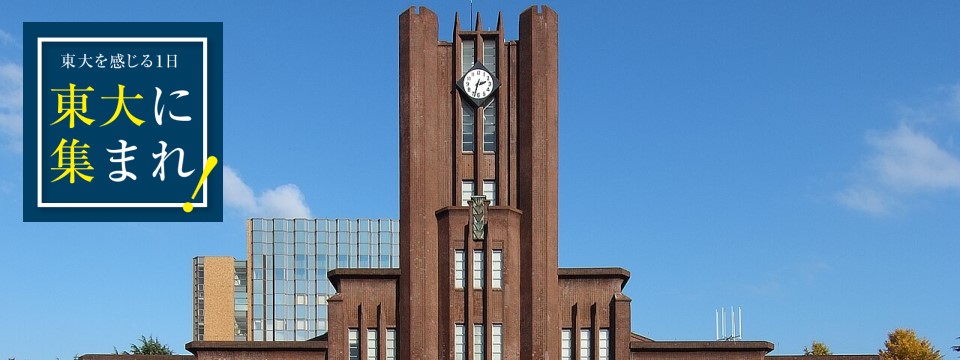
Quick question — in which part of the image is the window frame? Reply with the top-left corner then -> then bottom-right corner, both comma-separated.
462,102 -> 476,153
461,180 -> 475,206
492,324 -> 503,360
473,250 -> 484,289
599,328 -> 610,360
482,38 -> 497,76
579,329 -> 591,360
491,250 -> 503,289
367,328 -> 378,360
461,39 -> 475,76
455,250 -> 466,289
473,324 -> 484,360
482,99 -> 497,153
349,328 -> 360,360
561,329 -> 572,360
386,328 -> 397,360
455,324 -> 466,360
482,180 -> 496,206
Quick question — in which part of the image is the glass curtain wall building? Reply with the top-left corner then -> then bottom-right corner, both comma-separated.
234,260 -> 247,340
247,218 -> 400,341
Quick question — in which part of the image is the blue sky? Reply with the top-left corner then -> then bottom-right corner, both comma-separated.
1,1 -> 959,358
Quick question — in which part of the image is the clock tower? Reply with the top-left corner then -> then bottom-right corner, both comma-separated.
324,6 -> 636,360
398,5 -> 561,360
186,5 -> 783,360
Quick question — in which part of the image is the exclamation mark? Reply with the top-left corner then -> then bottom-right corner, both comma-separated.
183,156 -> 218,213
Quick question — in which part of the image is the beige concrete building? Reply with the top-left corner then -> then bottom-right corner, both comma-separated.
192,256 -> 245,341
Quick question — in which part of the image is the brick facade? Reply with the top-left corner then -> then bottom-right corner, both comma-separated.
180,6 -> 874,360
188,341 -> 328,360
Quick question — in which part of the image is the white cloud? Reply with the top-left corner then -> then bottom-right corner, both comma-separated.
867,125 -> 960,191
259,184 -> 312,218
0,61 -> 22,153
0,29 -> 14,47
836,186 -> 895,216
223,165 -> 312,218
223,166 -> 257,211
837,84 -> 960,215
838,124 -> 960,215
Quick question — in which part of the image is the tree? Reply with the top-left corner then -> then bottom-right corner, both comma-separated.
952,337 -> 958,353
804,341 -> 833,355
878,328 -> 942,360
114,335 -> 173,355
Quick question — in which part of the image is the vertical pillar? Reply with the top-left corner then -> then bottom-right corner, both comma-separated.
517,5 -> 560,360
611,294 -> 632,360
327,294 -> 344,359
399,6 -> 443,359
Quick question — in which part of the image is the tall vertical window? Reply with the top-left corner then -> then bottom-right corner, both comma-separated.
483,39 -> 497,76
482,180 -> 496,206
482,100 -> 497,152
561,329 -> 572,360
461,180 -> 475,206
455,324 -> 466,360
473,250 -> 484,289
367,329 -> 378,360
579,329 -> 591,360
473,324 -> 485,360
386,328 -> 397,360
462,40 -> 475,76
462,102 -> 475,152
349,328 -> 360,360
598,329 -> 610,360
491,324 -> 503,360
454,250 -> 465,289
491,250 -> 502,289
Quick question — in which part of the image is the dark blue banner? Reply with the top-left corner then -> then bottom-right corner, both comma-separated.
23,22 -> 223,222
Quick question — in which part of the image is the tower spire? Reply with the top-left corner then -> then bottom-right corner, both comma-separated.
475,10 -> 482,32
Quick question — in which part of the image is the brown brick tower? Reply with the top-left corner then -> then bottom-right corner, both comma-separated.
399,4 -> 560,360
186,6 -> 785,360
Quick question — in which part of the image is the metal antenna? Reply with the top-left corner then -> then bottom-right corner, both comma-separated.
715,306 -> 743,341
470,0 -> 475,30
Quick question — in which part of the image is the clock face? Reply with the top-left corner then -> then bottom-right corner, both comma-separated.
456,63 -> 500,106
463,68 -> 495,100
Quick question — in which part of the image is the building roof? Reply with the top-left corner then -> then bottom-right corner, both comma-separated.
558,267 -> 631,289
327,268 -> 401,291
767,356 -> 880,359
79,356 -> 193,360
185,340 -> 328,354
630,340 -> 776,353
631,332 -> 655,342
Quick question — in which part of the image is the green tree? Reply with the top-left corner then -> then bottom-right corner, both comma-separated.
114,335 -> 173,355
878,328 -> 942,360
804,341 -> 833,355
